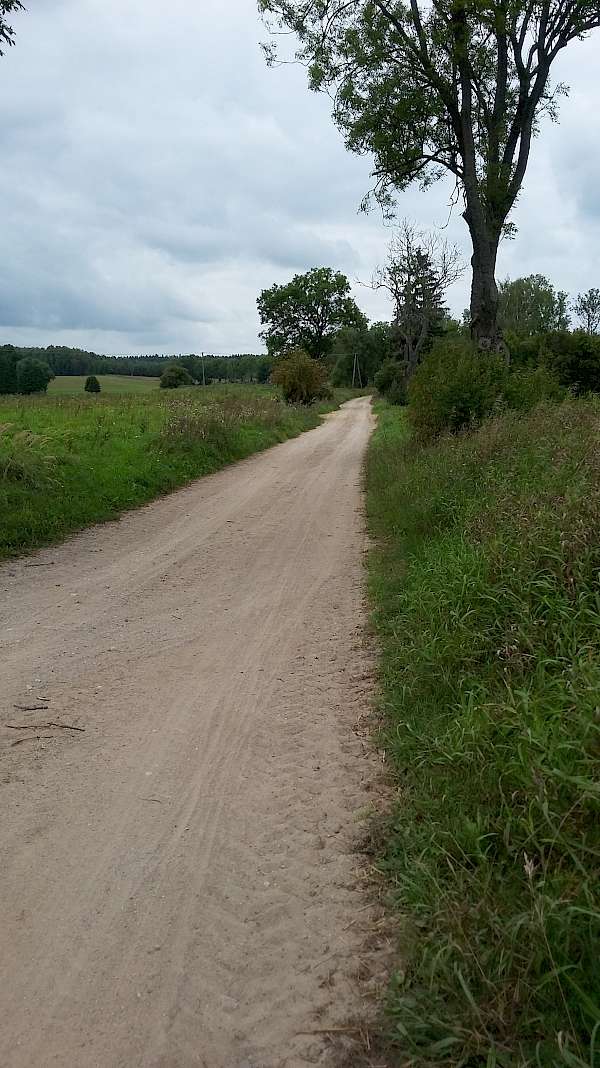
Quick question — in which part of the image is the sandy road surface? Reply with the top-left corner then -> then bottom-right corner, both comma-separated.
0,397 -> 378,1068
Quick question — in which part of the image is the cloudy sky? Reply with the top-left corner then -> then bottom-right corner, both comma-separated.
1,1 -> 599,355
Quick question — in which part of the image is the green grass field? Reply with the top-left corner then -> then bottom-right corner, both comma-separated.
0,384 -> 351,559
48,374 -> 160,394
367,399 -> 600,1067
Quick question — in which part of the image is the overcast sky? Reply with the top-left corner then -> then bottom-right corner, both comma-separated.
1,1 -> 599,355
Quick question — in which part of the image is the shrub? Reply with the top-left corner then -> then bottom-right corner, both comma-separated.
541,330 -> 600,393
501,363 -> 565,409
16,358 -> 53,395
84,375 -> 101,394
159,365 -> 195,389
270,348 -> 329,405
374,358 -> 406,405
408,338 -> 505,439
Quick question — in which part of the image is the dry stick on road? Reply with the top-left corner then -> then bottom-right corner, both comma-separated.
0,398 -> 382,1068
5,722 -> 85,732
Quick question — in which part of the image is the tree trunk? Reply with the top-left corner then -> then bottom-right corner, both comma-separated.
468,230 -> 509,359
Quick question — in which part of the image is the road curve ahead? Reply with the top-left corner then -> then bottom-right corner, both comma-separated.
0,397 -> 376,1068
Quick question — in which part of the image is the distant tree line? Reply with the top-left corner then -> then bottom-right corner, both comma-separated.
0,345 -> 273,394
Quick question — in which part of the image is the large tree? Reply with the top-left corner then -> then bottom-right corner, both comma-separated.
257,267 -> 366,359
259,0 -> 600,350
0,0 -> 23,54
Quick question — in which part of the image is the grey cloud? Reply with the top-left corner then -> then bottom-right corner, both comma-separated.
1,1 -> 599,352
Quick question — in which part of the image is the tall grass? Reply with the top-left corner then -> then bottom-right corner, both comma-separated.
0,385 -> 340,559
366,399 -> 600,1066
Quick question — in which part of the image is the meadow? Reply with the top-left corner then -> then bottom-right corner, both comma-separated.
48,374 -> 160,395
367,399 -> 600,1067
0,384 -> 345,559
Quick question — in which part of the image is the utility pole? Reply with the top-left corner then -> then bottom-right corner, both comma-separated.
351,351 -> 363,388
201,351 -> 206,387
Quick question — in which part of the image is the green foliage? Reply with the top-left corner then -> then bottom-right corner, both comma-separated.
367,399 -> 600,1066
0,0 -> 23,55
0,345 -> 18,394
84,375 -> 101,394
374,358 -> 406,406
257,266 -> 366,360
0,385 -> 346,559
159,365 -> 195,389
16,358 -> 53,395
270,348 -> 330,405
542,331 -> 600,394
501,364 -> 565,410
499,275 -> 571,337
573,287 -> 600,335
408,338 -> 506,438
331,321 -> 394,386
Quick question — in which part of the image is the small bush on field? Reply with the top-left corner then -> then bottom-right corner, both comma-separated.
16,357 -> 53,395
374,358 -> 406,405
271,348 -> 329,405
367,398 -> 600,1067
84,375 -> 101,393
160,365 -> 195,389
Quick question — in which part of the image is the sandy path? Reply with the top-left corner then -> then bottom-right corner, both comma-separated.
0,397 -> 377,1068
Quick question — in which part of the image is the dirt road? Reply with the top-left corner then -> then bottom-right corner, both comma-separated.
0,397 -> 378,1068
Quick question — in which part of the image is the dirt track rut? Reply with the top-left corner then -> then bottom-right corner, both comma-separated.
0,397 -> 378,1067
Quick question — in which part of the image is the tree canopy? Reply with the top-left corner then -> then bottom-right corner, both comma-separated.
260,1 -> 600,348
16,357 -> 53,395
498,274 -> 570,337
373,222 -> 462,380
573,288 -> 600,335
257,267 -> 366,359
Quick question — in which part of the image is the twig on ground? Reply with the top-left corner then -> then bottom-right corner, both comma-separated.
5,722 -> 85,732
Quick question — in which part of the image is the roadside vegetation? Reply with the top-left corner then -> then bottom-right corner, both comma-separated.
0,385 -> 351,559
367,396 -> 600,1066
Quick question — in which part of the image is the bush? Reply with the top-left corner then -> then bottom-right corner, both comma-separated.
501,363 -> 565,409
541,330 -> 600,393
159,365 -> 195,389
16,358 -> 53,395
408,338 -> 505,439
374,358 -> 406,405
270,348 -> 329,405
84,375 -> 101,394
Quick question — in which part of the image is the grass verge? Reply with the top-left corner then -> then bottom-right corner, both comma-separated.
366,398 -> 600,1067
0,385 -> 354,560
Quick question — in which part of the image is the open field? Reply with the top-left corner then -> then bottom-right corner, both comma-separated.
48,374 -> 161,395
0,385 -> 356,559
366,399 -> 600,1066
